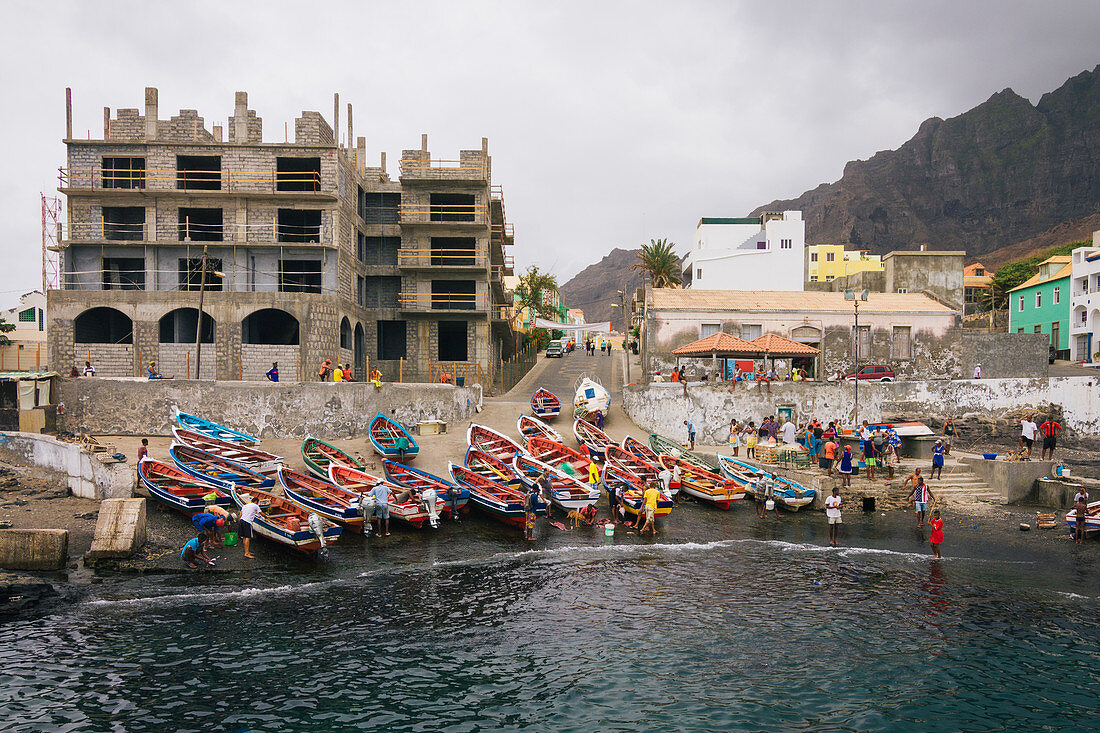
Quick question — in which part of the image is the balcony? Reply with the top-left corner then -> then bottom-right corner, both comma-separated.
398,292 -> 489,313
59,220 -> 333,247
399,157 -> 489,182
397,248 -> 486,270
399,202 -> 488,226
58,166 -> 333,197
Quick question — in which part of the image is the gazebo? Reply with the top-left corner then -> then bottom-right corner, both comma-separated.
671,332 -> 764,379
751,333 -> 821,377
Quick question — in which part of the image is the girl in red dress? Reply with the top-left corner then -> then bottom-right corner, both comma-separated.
929,509 -> 944,558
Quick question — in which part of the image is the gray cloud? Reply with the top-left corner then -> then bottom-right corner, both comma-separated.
1,0 -> 1097,300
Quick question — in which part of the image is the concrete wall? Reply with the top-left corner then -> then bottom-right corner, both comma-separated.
56,377 -> 483,438
0,529 -> 69,571
884,251 -> 965,310
962,456 -> 1055,504
622,375 -> 1100,444
0,432 -> 135,500
958,331 -> 1049,379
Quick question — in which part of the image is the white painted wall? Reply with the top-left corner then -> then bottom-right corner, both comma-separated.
684,212 -> 805,290
1069,245 -> 1100,361
0,432 -> 135,500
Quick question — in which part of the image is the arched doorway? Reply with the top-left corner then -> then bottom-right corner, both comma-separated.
242,309 -> 299,345
74,307 -> 132,344
354,322 -> 365,377
240,308 -> 300,381
159,308 -> 215,343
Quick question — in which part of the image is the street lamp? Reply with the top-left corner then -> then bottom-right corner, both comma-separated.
194,243 -> 225,379
844,288 -> 869,427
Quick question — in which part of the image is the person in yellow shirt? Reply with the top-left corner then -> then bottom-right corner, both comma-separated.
640,481 -> 660,534
333,363 -> 344,383
370,368 -> 383,391
587,461 -> 600,485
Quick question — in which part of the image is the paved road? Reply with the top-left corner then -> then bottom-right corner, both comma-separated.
520,345 -> 621,403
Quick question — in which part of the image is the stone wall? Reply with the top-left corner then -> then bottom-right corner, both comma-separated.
621,375 -> 1100,444
56,378 -> 483,439
0,432 -> 135,500
158,343 -> 216,380
241,344 -> 300,380
75,343 -> 134,378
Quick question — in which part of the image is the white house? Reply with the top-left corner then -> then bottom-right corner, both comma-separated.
0,290 -> 47,371
682,211 -> 805,290
1069,236 -> 1100,362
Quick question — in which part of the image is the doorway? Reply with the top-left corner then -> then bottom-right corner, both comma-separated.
438,321 -> 468,361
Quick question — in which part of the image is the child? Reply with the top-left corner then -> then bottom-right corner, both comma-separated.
745,422 -> 758,459
825,487 -> 842,547
931,439 -> 945,480
929,509 -> 944,558
838,445 -> 853,487
180,537 -> 214,569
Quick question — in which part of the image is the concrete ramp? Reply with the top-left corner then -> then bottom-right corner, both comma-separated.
85,498 -> 147,561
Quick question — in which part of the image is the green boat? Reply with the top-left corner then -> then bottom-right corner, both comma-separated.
648,432 -> 717,471
301,436 -> 365,480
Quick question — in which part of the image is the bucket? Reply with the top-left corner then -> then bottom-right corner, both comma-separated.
1055,465 -> 1063,476
604,523 -> 615,537
223,532 -> 238,546
765,499 -> 775,511
456,376 -> 465,387
203,492 -> 218,502
1062,467 -> 1071,478
862,496 -> 876,512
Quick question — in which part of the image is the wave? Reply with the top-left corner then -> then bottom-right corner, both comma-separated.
84,580 -> 337,609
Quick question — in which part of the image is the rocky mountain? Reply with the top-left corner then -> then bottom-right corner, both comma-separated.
558,248 -> 644,328
752,66 -> 1100,259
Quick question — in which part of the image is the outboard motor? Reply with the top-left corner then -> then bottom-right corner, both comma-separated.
308,512 -> 328,558
421,487 -> 439,529
359,492 -> 377,536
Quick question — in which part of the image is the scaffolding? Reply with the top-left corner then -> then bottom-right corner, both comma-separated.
41,194 -> 62,292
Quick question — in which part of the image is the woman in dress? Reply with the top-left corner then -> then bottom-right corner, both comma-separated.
931,439 -> 945,480
928,509 -> 944,558
729,419 -> 742,456
838,445 -> 853,487
744,421 -> 758,459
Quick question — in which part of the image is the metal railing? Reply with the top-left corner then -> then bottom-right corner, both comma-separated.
399,202 -> 488,224
60,219 -> 328,245
398,292 -> 488,311
397,248 -> 486,268
59,167 -> 325,194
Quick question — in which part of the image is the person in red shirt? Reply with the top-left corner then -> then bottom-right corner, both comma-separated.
929,509 -> 944,558
1039,416 -> 1062,460
137,438 -> 149,462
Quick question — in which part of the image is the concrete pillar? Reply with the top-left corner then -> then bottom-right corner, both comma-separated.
144,87 -> 158,140
380,152 -> 386,175
482,137 -> 488,153
346,102 -> 353,153
65,88 -> 72,139
234,91 -> 248,143
145,204 -> 157,242
421,134 -> 428,152
332,93 -> 339,145
103,107 -> 110,138
212,125 -> 223,142
357,136 -> 366,173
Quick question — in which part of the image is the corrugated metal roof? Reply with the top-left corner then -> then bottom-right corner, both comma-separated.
672,332 -> 763,356
650,289 -> 956,313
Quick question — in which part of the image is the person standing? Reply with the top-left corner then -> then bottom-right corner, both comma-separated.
265,362 -> 279,382
781,417 -> 796,445
136,438 -> 149,462
825,487 -> 842,547
670,464 -> 682,499
684,420 -> 696,450
928,509 -> 944,558
1039,415 -> 1062,460
524,481 -> 541,541
837,445 -> 853,487
906,475 -> 935,528
658,465 -> 672,498
729,419 -> 742,456
1019,414 -> 1038,460
1072,491 -> 1089,544
587,461 -> 600,486
931,439 -> 945,479
670,368 -> 680,383
318,358 -> 332,381
395,434 -> 410,461
973,363 -> 982,379
640,481 -> 660,535
745,422 -> 758,459
372,481 -> 390,536
239,495 -> 260,559
812,419 -> 824,460
862,434 -> 876,481
941,418 -> 957,454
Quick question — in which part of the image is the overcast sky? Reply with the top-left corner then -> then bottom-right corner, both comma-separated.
1,0 -> 1097,301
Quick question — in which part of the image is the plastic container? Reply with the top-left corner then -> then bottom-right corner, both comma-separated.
1062,467 -> 1072,478
765,499 -> 775,511
604,523 -> 615,537
223,532 -> 238,546
983,452 -> 997,460
456,376 -> 466,387
1055,464 -> 1063,476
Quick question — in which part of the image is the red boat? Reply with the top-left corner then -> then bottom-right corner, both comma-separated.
466,423 -> 526,462
171,427 -> 282,475
524,436 -> 595,479
657,455 -> 745,509
464,447 -> 523,486
572,418 -> 615,460
605,444 -> 661,485
622,435 -> 661,464
138,457 -> 230,515
383,461 -> 468,517
530,388 -> 561,419
328,464 -> 444,528
448,463 -> 545,527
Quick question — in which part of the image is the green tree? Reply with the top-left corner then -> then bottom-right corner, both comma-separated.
632,238 -> 682,288
0,317 -> 14,346
514,265 -> 561,320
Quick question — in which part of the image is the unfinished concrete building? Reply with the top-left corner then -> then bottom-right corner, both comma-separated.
48,88 -> 517,382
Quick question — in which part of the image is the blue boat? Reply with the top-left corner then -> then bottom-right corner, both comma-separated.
383,461 -> 469,517
169,443 -> 276,491
227,484 -> 341,554
277,465 -> 366,533
368,413 -> 420,460
449,462 -> 546,528
174,409 -> 259,446
138,457 -> 231,515
716,454 -> 816,511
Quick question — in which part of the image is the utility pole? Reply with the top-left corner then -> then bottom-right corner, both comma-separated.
846,288 -> 869,426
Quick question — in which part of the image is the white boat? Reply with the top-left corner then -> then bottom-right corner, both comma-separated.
867,421 -> 932,437
573,374 -> 611,420
716,454 -> 815,511
1066,500 -> 1100,535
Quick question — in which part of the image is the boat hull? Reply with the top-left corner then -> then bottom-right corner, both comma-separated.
229,486 -> 341,553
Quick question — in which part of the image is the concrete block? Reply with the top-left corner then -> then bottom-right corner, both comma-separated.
963,457 -> 1055,504
86,498 -> 147,561
0,529 -> 69,571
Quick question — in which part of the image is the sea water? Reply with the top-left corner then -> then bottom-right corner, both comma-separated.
2,507 -> 1098,732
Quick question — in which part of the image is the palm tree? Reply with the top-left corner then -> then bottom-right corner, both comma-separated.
632,238 -> 682,288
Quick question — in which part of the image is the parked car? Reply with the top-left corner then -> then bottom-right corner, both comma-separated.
546,341 -> 564,358
843,364 -> 894,382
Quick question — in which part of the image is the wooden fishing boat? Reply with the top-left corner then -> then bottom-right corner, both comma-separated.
448,463 -> 546,527
530,388 -> 561,419
524,436 -> 594,479
278,465 -> 365,532
169,443 -> 275,491
512,453 -> 600,511
658,455 -> 745,509
301,436 -> 365,480
622,435 -> 662,465
602,463 -> 673,518
605,444 -> 662,486
1066,500 -> 1100,535
367,413 -> 420,461
171,427 -> 282,475
328,464 -> 445,528
517,414 -> 564,444
572,418 -> 615,461
173,409 -> 259,445
229,484 -> 341,554
138,457 -> 231,515
464,447 -> 524,487
867,421 -> 933,437
383,460 -> 469,517
573,374 -> 611,420
467,423 -> 526,462
716,454 -> 815,511
648,432 -> 717,471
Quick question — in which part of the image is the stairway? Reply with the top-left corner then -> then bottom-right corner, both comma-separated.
896,459 -> 1004,504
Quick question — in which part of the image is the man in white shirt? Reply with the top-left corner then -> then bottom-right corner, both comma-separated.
973,363 -> 982,379
1019,414 -> 1038,460
825,487 -> 842,546
781,419 -> 797,444
239,495 -> 261,559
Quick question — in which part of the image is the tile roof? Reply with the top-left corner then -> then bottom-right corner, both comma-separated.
672,332 -> 763,356
1007,262 -> 1073,293
752,333 -> 821,355
650,289 -> 956,314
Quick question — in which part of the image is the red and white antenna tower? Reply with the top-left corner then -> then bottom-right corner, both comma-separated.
41,194 -> 62,292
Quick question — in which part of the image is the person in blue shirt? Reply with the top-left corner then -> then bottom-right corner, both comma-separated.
372,483 -> 390,536
931,439 -> 945,480
265,362 -> 279,382
191,512 -> 225,544
147,361 -> 162,379
684,419 -> 696,450
180,537 -> 213,569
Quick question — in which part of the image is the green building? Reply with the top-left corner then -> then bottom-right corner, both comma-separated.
1008,255 -> 1071,352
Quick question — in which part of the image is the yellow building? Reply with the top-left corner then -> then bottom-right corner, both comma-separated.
807,245 -> 884,282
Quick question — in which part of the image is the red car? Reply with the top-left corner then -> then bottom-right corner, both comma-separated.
844,364 -> 895,382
